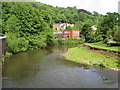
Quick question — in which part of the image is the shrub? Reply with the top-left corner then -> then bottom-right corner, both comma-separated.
53,38 -> 84,45
18,38 -> 29,52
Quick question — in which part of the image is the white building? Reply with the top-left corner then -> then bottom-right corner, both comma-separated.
91,25 -> 97,31
53,23 -> 74,30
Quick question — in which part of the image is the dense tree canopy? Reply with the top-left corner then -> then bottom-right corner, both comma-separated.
96,13 -> 119,44
2,2 -> 54,53
2,1 -> 119,53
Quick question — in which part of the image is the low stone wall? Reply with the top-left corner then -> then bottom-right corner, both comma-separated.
0,36 -> 7,61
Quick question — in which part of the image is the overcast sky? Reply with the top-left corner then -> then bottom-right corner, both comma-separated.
36,0 -> 119,15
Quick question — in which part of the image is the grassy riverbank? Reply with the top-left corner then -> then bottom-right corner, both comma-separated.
84,42 -> 119,52
62,46 -> 119,69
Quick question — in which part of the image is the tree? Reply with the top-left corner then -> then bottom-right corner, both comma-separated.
80,23 -> 93,42
96,12 -> 119,43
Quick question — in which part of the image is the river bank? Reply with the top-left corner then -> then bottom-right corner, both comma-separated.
84,43 -> 120,53
62,45 -> 120,71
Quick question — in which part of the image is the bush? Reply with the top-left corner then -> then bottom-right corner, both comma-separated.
7,35 -> 20,53
18,38 -> 29,52
27,34 -> 47,49
5,52 -> 12,58
53,38 -> 84,45
98,63 -> 106,68
6,32 -> 48,53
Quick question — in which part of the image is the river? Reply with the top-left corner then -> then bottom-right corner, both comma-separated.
2,45 -> 118,88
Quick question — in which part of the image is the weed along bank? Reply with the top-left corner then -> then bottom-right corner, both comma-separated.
0,36 -> 7,61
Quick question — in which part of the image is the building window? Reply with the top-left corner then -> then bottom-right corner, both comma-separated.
64,31 -> 70,34
74,31 -> 79,34
63,35 -> 70,38
73,35 -> 79,38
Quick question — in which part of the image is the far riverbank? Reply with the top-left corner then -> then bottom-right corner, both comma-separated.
62,44 -> 120,71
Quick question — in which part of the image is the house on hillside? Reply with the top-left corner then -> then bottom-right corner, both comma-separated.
62,30 -> 80,39
53,24 -> 61,30
91,25 -> 97,32
53,23 -> 74,30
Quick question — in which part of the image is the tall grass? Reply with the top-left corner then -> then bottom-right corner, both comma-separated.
62,46 -> 119,68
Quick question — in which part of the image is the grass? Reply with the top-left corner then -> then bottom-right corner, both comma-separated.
84,42 -> 119,52
62,46 -> 119,69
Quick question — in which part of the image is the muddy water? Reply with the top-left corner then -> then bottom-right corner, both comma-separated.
2,45 -> 118,88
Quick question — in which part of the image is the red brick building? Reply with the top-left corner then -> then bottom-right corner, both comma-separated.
62,30 -> 80,39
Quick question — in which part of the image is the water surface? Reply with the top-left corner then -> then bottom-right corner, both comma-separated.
2,45 -> 118,88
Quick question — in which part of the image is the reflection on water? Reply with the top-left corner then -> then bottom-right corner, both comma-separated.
2,45 -> 118,88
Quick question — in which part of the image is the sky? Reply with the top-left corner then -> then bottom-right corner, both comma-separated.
36,0 -> 120,15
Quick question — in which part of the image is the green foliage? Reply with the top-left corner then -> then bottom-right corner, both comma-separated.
80,23 -> 94,42
112,27 -> 120,44
96,13 -> 119,44
5,52 -> 12,58
79,12 -> 120,45
6,32 -> 20,53
4,15 -> 20,34
31,2 -> 100,24
18,37 -> 29,51
74,21 -> 84,30
94,35 -> 103,42
6,32 -> 29,53
66,26 -> 73,30
1,2 -> 103,53
2,2 -> 53,53
53,38 -> 83,45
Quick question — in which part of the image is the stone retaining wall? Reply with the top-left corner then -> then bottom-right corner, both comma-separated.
0,36 -> 7,60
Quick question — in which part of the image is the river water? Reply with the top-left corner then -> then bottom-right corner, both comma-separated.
2,45 -> 118,88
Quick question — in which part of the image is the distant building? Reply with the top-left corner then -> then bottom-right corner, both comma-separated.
62,30 -> 80,39
53,23 -> 74,30
53,24 -> 61,30
91,25 -> 97,32
53,30 -> 80,39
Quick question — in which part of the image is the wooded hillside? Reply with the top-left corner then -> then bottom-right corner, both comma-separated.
1,2 -> 119,53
